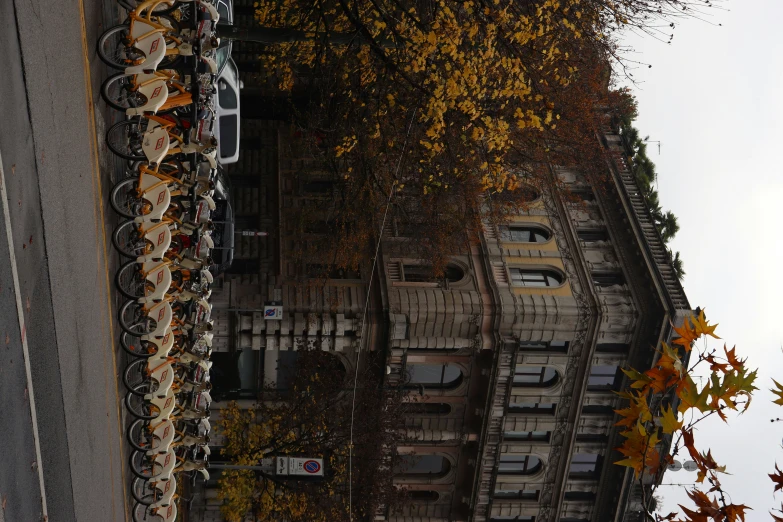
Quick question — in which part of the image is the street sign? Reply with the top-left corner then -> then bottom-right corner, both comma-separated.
289,458 -> 324,477
276,456 -> 289,476
264,305 -> 283,320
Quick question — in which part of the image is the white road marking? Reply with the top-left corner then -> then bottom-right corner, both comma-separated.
0,149 -> 48,519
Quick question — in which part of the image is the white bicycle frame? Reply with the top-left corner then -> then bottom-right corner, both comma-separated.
134,173 -> 172,223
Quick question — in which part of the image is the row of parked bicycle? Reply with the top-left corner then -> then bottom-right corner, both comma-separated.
99,0 -> 225,520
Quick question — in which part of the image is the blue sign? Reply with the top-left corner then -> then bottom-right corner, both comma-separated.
304,460 -> 321,474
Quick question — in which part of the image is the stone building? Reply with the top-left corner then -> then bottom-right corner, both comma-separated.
376,128 -> 691,522
193,15 -> 689,517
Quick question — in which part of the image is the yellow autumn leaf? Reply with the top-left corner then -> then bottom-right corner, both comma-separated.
660,405 -> 683,434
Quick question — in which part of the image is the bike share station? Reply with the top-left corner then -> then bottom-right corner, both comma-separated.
97,0 -> 234,519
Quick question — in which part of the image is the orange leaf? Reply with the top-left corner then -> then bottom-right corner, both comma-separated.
723,503 -> 751,522
677,505 -> 710,522
724,345 -> 744,370
692,309 -> 720,339
770,464 -> 783,493
672,316 -> 698,350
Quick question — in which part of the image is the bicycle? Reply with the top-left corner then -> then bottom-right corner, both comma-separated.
106,113 -> 218,165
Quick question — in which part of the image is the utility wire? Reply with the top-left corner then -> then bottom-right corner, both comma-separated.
348,107 -> 418,521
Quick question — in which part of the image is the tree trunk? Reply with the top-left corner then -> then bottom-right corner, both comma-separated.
217,23 -> 361,45
216,24 -> 402,48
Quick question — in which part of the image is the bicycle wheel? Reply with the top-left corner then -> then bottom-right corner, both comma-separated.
115,260 -> 150,300
120,331 -> 159,358
101,73 -> 148,112
130,477 -> 157,505
125,389 -> 158,421
127,417 -> 155,453
124,359 -> 149,392
130,450 -> 161,480
106,118 -> 147,161
112,220 -> 146,258
119,299 -> 157,336
97,25 -> 143,70
110,177 -> 147,220
132,496 -> 170,522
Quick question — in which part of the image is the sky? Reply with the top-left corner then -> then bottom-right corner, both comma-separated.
618,0 -> 783,518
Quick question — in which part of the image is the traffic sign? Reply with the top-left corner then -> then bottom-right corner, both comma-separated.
264,305 -> 283,320
289,457 -> 324,476
276,456 -> 289,475
667,460 -> 682,472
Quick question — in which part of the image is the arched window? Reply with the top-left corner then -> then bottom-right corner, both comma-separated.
397,455 -> 451,477
508,402 -> 556,415
510,268 -> 563,288
499,225 -> 551,243
498,455 -> 542,475
407,364 -> 462,389
443,263 -> 465,283
514,366 -> 558,387
408,490 -> 440,502
406,402 -> 452,415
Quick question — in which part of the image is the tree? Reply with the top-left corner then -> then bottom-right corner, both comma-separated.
216,0 -> 719,274
216,349 -> 410,521
612,311 -> 757,521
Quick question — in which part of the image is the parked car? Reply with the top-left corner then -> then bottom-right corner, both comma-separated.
214,0 -> 233,76
215,57 -> 242,164
209,166 -> 235,274
213,0 -> 242,164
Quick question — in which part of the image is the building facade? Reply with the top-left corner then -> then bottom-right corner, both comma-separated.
193,25 -> 690,517
377,126 -> 691,522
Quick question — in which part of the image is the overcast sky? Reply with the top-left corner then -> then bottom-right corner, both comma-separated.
618,0 -> 783,518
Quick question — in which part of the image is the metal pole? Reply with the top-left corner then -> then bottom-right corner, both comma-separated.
209,464 -> 272,471
209,462 -> 272,473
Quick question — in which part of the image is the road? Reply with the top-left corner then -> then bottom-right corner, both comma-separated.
0,0 -> 132,520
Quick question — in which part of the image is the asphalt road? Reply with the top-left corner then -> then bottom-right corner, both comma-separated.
0,0 -> 131,520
